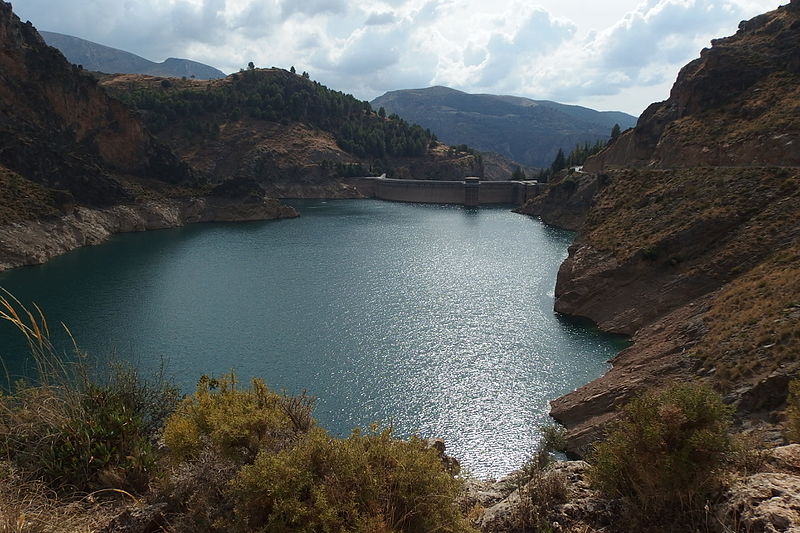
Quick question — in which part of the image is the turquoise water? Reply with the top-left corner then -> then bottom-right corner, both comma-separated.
0,200 -> 624,477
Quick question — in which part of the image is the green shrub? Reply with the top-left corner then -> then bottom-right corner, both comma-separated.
787,375 -> 800,443
163,373 -> 313,462
228,426 -> 474,533
163,377 -> 472,531
5,376 -> 165,492
640,246 -> 660,260
588,383 -> 733,516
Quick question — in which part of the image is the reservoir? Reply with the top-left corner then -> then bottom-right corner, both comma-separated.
0,199 -> 624,477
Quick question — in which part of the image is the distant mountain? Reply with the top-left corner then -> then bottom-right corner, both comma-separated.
371,86 -> 637,168
40,31 -> 225,80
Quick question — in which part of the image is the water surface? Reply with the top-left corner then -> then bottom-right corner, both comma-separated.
0,200 -> 624,477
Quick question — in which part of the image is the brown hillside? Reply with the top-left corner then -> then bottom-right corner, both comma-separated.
585,0 -> 800,171
0,2 -> 191,207
99,72 -> 483,195
0,4 -> 297,269
520,0 -> 800,455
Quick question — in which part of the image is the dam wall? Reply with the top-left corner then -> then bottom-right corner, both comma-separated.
347,177 -> 543,206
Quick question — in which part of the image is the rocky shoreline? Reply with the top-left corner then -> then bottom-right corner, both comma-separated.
0,195 -> 298,272
463,445 -> 800,532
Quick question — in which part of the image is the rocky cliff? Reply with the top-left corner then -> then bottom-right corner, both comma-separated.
585,0 -> 800,171
519,0 -> 800,455
0,2 -> 297,270
0,2 -> 193,206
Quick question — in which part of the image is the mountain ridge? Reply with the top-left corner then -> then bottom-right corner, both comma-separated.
40,30 -> 225,79
99,71 -> 483,193
371,85 -> 637,168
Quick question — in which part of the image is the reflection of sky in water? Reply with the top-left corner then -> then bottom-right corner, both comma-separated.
0,200 -> 625,477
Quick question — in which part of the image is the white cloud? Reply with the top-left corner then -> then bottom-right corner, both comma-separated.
364,11 -> 397,25
12,0 -> 783,115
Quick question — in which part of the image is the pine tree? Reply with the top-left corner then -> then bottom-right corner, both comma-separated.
550,148 -> 566,174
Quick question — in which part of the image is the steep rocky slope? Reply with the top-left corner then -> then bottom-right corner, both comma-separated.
519,0 -> 800,454
100,72 -> 483,196
585,2 -> 799,171
371,86 -> 636,168
40,31 -> 225,80
0,2 -> 194,206
0,2 -> 296,270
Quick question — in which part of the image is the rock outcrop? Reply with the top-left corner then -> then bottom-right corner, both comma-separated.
467,446 -> 800,533
0,194 -> 298,271
585,0 -> 800,171
519,1 -> 800,456
0,2 -> 191,206
514,171 -> 606,231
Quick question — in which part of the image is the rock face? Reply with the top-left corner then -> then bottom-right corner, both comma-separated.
463,461 -> 620,533
465,448 -> 800,533
0,195 -> 298,271
585,0 -> 800,171
519,1 -> 800,456
0,2 -> 191,206
514,171 -> 606,231
717,446 -> 800,533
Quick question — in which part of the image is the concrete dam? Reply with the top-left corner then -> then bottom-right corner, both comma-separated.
348,176 -> 544,206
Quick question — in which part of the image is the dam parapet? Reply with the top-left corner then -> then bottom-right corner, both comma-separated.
347,176 -> 543,206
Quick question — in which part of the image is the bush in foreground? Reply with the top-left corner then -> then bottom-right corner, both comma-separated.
1,294 -> 474,531
588,383 -> 733,518
162,374 -> 474,532
230,426 -> 471,532
163,372 -> 312,463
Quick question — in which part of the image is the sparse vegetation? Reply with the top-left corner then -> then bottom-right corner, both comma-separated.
0,166 -> 61,225
0,292 -> 178,494
787,374 -> 800,443
697,242 -> 800,389
588,383 -> 733,522
512,425 -> 569,531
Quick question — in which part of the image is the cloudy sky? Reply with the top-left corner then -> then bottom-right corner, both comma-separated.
13,0 -> 782,116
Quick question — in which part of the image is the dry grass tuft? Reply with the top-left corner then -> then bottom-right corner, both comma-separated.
0,291 -> 178,494
0,464 -> 121,533
697,242 -> 800,388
